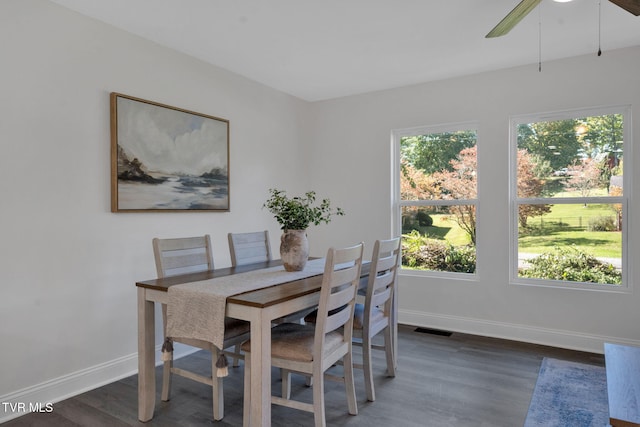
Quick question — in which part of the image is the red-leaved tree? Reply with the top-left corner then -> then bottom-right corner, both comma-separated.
517,149 -> 551,227
433,146 -> 477,244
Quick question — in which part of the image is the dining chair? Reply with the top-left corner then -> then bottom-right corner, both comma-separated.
152,234 -> 250,421
241,242 -> 364,427
351,237 -> 401,402
228,230 -> 272,267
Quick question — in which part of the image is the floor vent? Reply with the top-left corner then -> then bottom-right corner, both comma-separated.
414,327 -> 452,337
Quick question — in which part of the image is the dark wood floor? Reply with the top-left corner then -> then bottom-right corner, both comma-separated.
5,325 -> 604,427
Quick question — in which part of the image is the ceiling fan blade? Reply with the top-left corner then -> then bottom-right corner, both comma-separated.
486,0 -> 543,38
608,0 -> 640,16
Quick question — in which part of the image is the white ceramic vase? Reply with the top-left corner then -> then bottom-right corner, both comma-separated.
280,229 -> 309,271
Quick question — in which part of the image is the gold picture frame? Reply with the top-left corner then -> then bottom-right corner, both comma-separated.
110,93 -> 229,212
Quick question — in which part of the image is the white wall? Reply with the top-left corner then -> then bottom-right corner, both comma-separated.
2,0 -> 639,420
0,0 -> 310,417
305,47 -> 640,353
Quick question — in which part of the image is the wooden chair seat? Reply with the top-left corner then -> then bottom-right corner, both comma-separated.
242,323 -> 345,363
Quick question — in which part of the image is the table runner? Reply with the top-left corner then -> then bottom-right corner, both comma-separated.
166,258 -> 326,351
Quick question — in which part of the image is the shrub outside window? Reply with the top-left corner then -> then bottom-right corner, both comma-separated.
394,123 -> 477,275
510,106 -> 629,289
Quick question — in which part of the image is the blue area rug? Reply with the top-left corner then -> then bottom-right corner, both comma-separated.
524,358 -> 609,427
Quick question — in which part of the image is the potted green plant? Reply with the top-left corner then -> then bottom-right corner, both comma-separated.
263,188 -> 344,271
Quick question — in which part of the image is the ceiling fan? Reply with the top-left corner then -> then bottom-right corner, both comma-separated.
486,0 -> 640,38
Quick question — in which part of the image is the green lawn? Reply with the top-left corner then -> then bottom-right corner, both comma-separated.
519,202 -> 621,258
410,201 -> 621,259
518,230 -> 621,258
418,214 -> 472,246
528,203 -> 614,226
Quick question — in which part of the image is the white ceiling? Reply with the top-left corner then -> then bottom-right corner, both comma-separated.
49,0 -> 640,101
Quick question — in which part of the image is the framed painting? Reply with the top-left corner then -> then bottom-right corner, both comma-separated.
110,92 -> 229,212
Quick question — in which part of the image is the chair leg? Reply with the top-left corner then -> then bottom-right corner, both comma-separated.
161,359 -> 172,401
212,349 -> 224,421
160,303 -> 172,401
281,369 -> 292,399
343,352 -> 358,416
362,334 -> 375,402
232,344 -> 242,367
384,325 -> 396,377
243,352 -> 251,427
312,367 -> 326,427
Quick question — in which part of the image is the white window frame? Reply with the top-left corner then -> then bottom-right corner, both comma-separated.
509,105 -> 631,292
392,121 -> 479,279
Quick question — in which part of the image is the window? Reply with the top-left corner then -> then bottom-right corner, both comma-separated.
510,106 -> 629,289
394,123 -> 477,275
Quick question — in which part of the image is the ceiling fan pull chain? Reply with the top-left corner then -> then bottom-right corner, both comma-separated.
538,5 -> 542,72
598,0 -> 602,56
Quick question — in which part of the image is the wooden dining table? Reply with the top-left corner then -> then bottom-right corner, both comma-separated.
135,259 -> 377,426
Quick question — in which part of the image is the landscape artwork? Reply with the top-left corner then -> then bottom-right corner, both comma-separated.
110,93 -> 229,212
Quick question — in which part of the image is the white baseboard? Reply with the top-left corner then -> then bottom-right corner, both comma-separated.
0,343 -> 197,424
399,309 -> 640,354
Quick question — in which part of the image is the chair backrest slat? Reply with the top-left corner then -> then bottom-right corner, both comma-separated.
228,230 -> 272,266
328,285 -> 357,311
372,269 -> 394,291
330,267 -> 359,290
370,286 -> 392,310
153,235 -> 214,278
325,304 -> 352,333
375,254 -> 397,275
